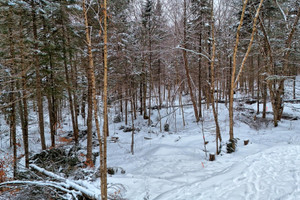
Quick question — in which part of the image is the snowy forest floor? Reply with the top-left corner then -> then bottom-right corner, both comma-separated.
0,77 -> 300,200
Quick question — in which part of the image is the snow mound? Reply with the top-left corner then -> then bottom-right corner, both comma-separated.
155,145 -> 300,200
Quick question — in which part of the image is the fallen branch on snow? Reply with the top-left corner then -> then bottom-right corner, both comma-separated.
0,180 -> 79,200
29,164 -> 99,200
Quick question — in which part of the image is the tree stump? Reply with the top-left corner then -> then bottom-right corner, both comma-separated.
209,154 -> 215,161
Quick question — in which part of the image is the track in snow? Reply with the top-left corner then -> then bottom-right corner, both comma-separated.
154,145 -> 300,200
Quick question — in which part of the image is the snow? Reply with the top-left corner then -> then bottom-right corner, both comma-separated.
1,76 -> 300,199
105,112 -> 300,200
102,76 -> 300,199
154,145 -> 300,200
176,45 -> 211,61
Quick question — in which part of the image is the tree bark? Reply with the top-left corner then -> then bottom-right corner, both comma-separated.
10,82 -> 17,177
257,54 -> 260,115
8,12 -> 17,175
198,31 -> 203,118
31,0 -> 46,150
17,20 -> 29,169
142,58 -> 147,119
125,87 -> 128,125
209,0 -> 222,155
47,53 -> 56,148
61,8 -> 78,144
229,0 -> 249,146
102,0 -> 109,198
130,90 -> 135,155
229,0 -> 263,150
183,0 -> 199,123
82,0 -> 94,164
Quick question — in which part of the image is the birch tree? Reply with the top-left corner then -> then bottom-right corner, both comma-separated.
229,0 -> 264,152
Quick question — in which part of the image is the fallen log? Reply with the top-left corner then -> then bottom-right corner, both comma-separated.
29,164 -> 99,200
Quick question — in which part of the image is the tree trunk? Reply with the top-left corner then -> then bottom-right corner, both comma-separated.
142,58 -> 147,119
158,58 -> 162,107
183,0 -> 199,123
67,29 -> 80,132
48,54 -> 56,148
139,82 -> 143,115
10,82 -> 17,177
148,26 -> 152,126
31,0 -> 46,150
133,88 -> 137,120
125,88 -> 128,125
262,69 -> 267,118
198,31 -> 203,118
82,0 -> 94,164
102,0 -> 109,197
130,91 -> 135,155
61,9 -> 78,144
8,13 -> 17,175
293,74 -> 296,100
81,90 -> 87,123
250,55 -> 255,98
209,0 -> 222,155
19,21 -> 29,168
229,0 -> 263,150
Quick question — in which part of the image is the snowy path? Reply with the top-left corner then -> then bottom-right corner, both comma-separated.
153,145 -> 300,200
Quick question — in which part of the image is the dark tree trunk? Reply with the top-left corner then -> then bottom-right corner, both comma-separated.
198,32 -> 202,118
19,21 -> 29,168
257,54 -> 260,115
31,0 -> 46,150
182,0 -> 199,123
10,83 -> 17,177
61,10 -> 78,144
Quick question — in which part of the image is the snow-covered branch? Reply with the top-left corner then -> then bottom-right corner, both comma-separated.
29,164 -> 100,200
274,0 -> 287,22
0,180 -> 80,200
176,45 -> 211,62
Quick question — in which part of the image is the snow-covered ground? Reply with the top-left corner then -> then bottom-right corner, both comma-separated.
0,76 -> 300,200
105,76 -> 300,200
105,102 -> 300,200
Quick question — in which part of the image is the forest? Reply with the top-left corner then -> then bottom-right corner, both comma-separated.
0,0 -> 300,199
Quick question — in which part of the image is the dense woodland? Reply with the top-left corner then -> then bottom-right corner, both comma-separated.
0,0 -> 300,199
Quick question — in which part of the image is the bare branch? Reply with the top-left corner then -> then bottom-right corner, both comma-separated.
0,180 -> 80,200
175,45 -> 211,61
274,0 -> 287,22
